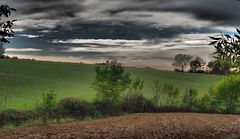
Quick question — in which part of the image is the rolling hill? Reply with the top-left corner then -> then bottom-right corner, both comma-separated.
0,59 -> 223,109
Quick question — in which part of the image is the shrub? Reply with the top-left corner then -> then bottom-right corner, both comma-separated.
163,83 -> 179,107
151,81 -> 180,108
207,87 -> 223,112
211,75 -> 240,113
0,110 -> 35,127
57,98 -> 94,118
129,75 -> 144,94
182,88 -> 199,111
0,113 -> 4,127
36,91 -> 57,123
196,94 -> 212,112
151,79 -> 164,107
92,98 -> 122,116
157,106 -> 185,113
122,94 -> 156,113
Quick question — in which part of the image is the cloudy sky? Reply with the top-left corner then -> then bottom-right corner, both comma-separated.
2,0 -> 240,69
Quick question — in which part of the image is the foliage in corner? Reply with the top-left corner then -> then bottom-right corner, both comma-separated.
0,5 -> 16,55
209,28 -> 240,73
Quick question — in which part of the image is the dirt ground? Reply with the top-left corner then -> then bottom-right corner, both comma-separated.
0,113 -> 240,139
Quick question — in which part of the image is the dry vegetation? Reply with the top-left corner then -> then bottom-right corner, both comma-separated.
0,113 -> 240,139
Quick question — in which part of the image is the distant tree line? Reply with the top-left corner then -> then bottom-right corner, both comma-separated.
173,54 -> 207,73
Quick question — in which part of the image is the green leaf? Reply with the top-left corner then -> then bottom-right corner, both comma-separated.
237,28 -> 240,35
209,36 -> 222,40
224,34 -> 232,39
9,8 -> 16,11
209,41 -> 218,45
234,34 -> 240,39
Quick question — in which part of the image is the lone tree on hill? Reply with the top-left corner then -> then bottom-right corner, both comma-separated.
172,54 -> 193,72
0,5 -> 16,56
92,60 -> 131,113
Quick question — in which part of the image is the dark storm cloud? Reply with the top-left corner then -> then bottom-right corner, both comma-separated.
3,0 -> 239,23
3,0 -> 240,27
105,0 -> 240,25
21,4 -> 82,18
20,21 -> 217,41
4,0 -> 86,19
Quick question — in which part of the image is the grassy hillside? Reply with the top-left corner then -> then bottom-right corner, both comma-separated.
0,59 -> 223,110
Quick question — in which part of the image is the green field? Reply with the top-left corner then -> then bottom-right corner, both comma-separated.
0,59 -> 223,110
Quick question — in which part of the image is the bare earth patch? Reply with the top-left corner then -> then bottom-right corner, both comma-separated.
0,113 -> 240,139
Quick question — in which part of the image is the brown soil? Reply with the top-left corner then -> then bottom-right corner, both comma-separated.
0,113 -> 240,139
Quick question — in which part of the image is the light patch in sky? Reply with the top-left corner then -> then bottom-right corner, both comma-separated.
6,48 -> 43,52
18,34 -> 43,38
52,39 -> 147,46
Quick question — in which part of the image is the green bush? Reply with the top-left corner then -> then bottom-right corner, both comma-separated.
196,94 -> 212,112
0,110 -> 35,127
128,75 -> 144,94
92,98 -> 122,116
206,87 -> 222,112
151,81 -> 180,107
211,75 -> 240,113
122,94 -> 156,113
57,98 -> 94,118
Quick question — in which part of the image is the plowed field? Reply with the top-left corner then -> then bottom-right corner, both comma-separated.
1,113 -> 240,139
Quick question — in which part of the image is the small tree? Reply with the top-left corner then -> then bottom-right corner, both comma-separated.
197,94 -> 213,112
190,57 -> 205,72
0,5 -> 16,56
124,75 -> 144,112
37,91 -> 57,123
211,75 -> 240,113
163,83 -> 179,107
129,75 -> 144,94
173,54 -> 193,72
207,88 -> 221,112
151,79 -> 163,106
182,88 -> 198,110
92,60 -> 131,113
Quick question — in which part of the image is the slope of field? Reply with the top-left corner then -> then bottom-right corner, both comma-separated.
0,59 -> 223,109
0,113 -> 240,139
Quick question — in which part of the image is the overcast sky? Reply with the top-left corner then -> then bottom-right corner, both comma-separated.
2,0 -> 240,69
